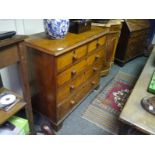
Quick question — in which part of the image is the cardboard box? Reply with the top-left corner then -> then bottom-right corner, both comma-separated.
0,116 -> 29,135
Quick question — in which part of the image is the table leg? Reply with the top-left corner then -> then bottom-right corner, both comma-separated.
18,42 -> 35,134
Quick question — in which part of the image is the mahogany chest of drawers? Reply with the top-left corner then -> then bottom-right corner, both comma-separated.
115,19 -> 150,66
25,27 -> 108,130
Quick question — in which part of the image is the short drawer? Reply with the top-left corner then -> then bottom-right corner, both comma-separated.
56,73 -> 85,103
56,51 -> 73,72
88,39 -> 97,53
125,44 -> 144,61
97,36 -> 106,47
57,59 -> 87,86
0,45 -> 19,68
73,45 -> 87,60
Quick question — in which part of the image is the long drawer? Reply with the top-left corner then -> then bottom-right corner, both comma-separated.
87,36 -> 106,53
56,58 -> 103,103
57,59 -> 87,86
57,74 -> 100,120
57,47 -> 105,87
0,45 -> 19,68
56,72 -> 85,103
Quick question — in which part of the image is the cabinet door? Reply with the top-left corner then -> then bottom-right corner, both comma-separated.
107,33 -> 119,64
107,34 -> 119,65
101,33 -> 120,76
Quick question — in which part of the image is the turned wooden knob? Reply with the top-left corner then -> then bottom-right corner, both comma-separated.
96,43 -> 100,47
71,70 -> 76,76
93,67 -> 98,72
70,100 -> 76,105
73,55 -> 78,61
70,85 -> 75,91
95,55 -> 100,59
91,81 -> 96,85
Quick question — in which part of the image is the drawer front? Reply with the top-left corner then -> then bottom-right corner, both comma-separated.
0,45 -> 19,68
57,74 -> 100,120
85,67 -> 94,81
57,73 -> 85,103
87,48 -> 105,66
85,59 -> 103,81
88,40 -> 97,53
56,45 -> 87,72
97,36 -> 106,46
57,59 -> 87,86
74,45 -> 87,60
56,51 -> 73,72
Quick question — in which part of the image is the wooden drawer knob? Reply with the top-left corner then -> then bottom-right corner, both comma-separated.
93,67 -> 98,72
91,81 -> 96,85
73,55 -> 77,61
71,70 -> 76,76
96,43 -> 100,47
70,100 -> 76,105
70,85 -> 75,91
95,55 -> 100,59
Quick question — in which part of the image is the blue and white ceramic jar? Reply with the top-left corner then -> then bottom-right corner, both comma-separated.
43,19 -> 69,39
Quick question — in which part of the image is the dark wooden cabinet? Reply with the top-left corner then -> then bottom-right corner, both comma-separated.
25,27 -> 108,130
115,19 -> 150,66
102,22 -> 122,76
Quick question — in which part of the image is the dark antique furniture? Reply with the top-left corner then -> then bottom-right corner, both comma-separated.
25,27 -> 108,130
92,20 -> 123,76
69,19 -> 91,34
115,19 -> 150,66
119,47 -> 155,134
0,36 -> 35,134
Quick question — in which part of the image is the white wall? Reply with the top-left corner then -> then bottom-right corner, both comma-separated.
0,19 -> 44,94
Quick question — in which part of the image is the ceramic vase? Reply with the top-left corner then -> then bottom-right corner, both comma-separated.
43,19 -> 69,39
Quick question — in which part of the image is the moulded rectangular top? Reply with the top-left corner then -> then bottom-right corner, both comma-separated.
125,19 -> 150,32
0,35 -> 26,48
25,26 -> 108,56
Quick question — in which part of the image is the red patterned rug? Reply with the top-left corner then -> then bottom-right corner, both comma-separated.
82,71 -> 137,134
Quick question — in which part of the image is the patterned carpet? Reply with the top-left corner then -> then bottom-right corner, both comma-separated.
82,71 -> 137,134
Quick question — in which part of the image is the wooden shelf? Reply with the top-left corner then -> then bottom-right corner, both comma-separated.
0,87 -> 26,124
